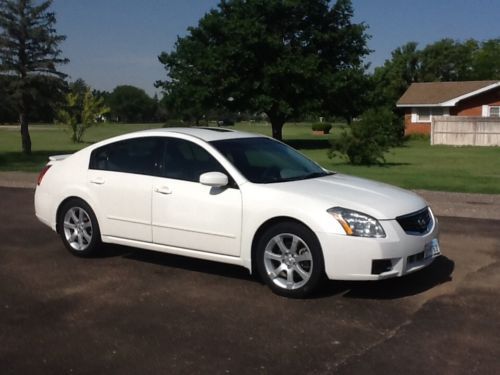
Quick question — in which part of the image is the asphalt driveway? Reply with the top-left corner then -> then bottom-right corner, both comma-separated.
1,187 -> 499,374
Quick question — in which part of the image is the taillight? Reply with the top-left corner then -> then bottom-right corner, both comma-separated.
37,165 -> 52,186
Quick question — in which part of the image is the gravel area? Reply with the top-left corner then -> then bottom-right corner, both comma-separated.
416,190 -> 500,221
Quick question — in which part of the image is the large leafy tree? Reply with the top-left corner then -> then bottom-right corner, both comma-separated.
371,42 -> 421,108
0,0 -> 68,154
107,85 -> 157,123
471,38 -> 500,80
419,38 -> 478,82
157,0 -> 370,140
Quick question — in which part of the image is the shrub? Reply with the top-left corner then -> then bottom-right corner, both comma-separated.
328,108 -> 401,165
163,120 -> 189,128
311,122 -> 333,133
404,133 -> 430,142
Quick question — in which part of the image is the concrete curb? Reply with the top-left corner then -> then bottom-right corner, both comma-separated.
1,172 -> 499,220
0,172 -> 36,189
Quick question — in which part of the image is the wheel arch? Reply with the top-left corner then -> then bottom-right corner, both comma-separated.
55,196 -> 94,234
250,216 -> 321,273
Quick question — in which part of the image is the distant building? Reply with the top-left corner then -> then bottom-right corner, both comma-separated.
397,80 -> 500,135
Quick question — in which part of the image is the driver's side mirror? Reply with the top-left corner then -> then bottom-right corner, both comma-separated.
199,172 -> 228,188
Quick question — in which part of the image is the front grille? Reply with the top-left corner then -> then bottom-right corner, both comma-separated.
396,207 -> 433,235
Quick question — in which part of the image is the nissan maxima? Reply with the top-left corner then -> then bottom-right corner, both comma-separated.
35,127 -> 440,298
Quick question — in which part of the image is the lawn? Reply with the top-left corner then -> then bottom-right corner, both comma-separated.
1,122 -> 499,194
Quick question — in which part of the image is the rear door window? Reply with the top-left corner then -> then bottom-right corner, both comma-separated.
89,137 -> 164,176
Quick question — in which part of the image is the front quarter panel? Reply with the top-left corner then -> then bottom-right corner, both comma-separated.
238,182 -> 346,269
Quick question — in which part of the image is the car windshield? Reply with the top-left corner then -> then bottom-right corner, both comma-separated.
210,137 -> 333,183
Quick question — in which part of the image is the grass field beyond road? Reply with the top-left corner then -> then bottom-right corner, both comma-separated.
1,122 -> 499,194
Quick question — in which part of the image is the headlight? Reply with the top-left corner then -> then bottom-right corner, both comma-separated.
327,207 -> 386,238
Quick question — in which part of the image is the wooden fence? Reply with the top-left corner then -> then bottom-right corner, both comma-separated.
431,116 -> 500,146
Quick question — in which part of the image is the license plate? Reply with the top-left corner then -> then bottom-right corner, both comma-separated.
424,239 -> 441,259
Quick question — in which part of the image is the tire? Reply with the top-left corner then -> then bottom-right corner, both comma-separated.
256,221 -> 325,298
58,198 -> 101,257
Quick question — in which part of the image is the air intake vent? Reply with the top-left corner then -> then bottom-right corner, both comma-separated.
396,207 -> 433,235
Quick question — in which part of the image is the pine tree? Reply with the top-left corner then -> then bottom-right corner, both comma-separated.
0,0 -> 68,154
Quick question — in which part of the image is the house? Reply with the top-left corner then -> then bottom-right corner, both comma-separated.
397,80 -> 500,135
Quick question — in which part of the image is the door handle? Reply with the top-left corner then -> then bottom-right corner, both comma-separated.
90,177 -> 105,185
154,186 -> 172,195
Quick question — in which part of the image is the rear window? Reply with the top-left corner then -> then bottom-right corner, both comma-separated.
89,137 -> 164,176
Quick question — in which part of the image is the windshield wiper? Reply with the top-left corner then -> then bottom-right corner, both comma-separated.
301,171 -> 334,180
277,171 -> 334,183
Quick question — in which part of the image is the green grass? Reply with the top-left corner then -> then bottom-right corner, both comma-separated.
1,122 -> 500,194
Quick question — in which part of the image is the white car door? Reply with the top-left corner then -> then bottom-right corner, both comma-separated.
152,137 -> 242,257
87,137 -> 164,242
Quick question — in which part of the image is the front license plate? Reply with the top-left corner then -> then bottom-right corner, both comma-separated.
424,239 -> 441,259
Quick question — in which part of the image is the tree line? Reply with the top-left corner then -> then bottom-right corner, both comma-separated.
371,38 -> 500,110
0,77 -> 164,124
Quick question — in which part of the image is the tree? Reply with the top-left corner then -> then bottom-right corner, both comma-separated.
370,42 -> 421,109
471,38 -> 500,80
58,83 -> 109,143
0,0 -> 68,154
419,38 -> 478,82
329,107 -> 401,165
0,75 -> 17,122
107,85 -> 157,123
157,0 -> 370,140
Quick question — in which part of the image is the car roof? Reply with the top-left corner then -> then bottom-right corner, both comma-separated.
133,127 -> 264,142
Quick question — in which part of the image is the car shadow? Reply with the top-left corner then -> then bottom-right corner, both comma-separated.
117,246 -> 255,282
98,244 -> 454,300
314,255 -> 455,299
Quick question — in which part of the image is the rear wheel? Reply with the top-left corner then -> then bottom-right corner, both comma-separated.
58,199 -> 101,257
256,222 -> 324,298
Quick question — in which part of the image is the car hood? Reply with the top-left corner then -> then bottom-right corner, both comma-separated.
269,173 -> 428,220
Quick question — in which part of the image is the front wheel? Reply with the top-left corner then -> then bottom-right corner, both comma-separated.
256,222 -> 324,298
58,199 -> 101,257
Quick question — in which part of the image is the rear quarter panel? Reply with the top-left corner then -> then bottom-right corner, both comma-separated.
35,149 -> 97,231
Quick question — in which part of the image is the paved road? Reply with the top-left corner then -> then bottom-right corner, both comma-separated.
1,187 -> 499,374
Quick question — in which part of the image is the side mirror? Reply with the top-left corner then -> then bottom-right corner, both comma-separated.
199,172 -> 228,188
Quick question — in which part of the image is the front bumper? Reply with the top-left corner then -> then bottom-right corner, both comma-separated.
317,215 -> 440,281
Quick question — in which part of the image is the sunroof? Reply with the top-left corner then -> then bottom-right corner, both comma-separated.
199,127 -> 234,132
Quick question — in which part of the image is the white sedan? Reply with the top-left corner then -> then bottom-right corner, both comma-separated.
35,127 -> 440,298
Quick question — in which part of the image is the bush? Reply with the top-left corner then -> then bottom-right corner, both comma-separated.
311,122 -> 333,133
163,120 -> 189,128
328,108 -> 401,165
404,133 -> 430,142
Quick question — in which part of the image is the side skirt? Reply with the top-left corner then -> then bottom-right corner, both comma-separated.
101,235 -> 250,271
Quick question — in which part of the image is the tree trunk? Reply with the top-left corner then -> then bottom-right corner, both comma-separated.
271,122 -> 284,140
268,114 -> 285,141
20,113 -> 32,155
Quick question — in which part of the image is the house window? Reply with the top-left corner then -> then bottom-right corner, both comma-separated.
490,106 -> 500,118
416,108 -> 444,123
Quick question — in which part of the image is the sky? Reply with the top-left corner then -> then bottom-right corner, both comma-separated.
52,0 -> 500,97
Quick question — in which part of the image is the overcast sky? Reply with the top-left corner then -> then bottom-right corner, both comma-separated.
52,0 -> 500,96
